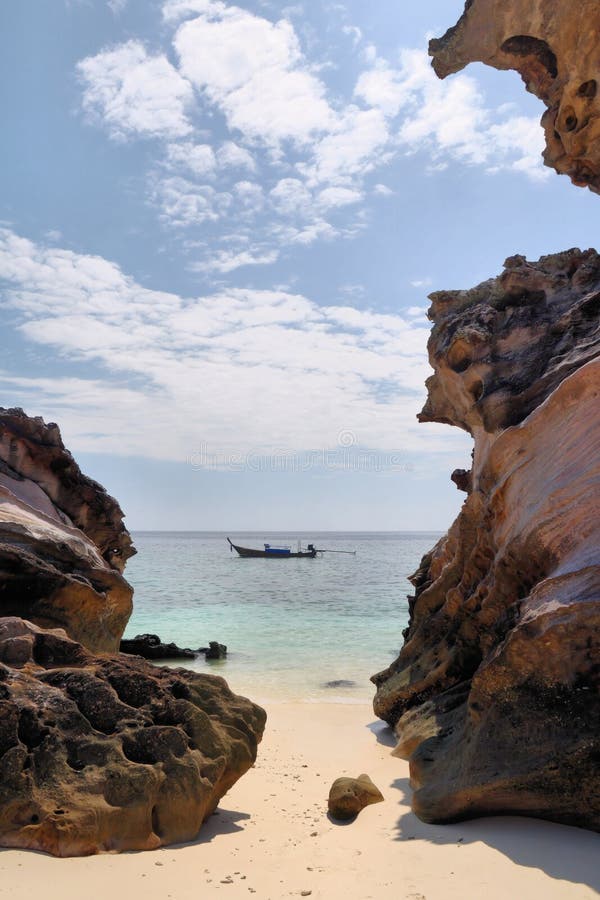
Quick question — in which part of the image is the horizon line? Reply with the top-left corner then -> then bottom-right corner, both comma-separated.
128,529 -> 445,534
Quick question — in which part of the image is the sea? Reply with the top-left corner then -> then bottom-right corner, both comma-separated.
123,532 -> 441,705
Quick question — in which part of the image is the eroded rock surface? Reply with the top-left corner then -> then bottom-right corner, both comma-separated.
0,618 -> 266,856
372,250 -> 600,830
328,774 -> 384,821
0,409 -> 134,652
429,0 -> 600,192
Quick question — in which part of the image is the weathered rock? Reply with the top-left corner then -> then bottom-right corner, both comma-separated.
450,468 -> 471,493
328,774 -> 384,821
373,250 -> 600,831
0,409 -> 134,653
205,641 -> 227,660
429,0 -> 600,193
0,409 -> 134,569
0,618 -> 266,856
120,634 -> 196,660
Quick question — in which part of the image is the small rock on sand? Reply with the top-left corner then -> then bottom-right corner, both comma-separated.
328,774 -> 384,821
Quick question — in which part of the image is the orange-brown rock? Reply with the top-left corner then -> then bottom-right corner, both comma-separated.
0,618 -> 266,856
429,0 -> 600,193
328,774 -> 384,821
372,250 -> 600,831
0,409 -> 134,653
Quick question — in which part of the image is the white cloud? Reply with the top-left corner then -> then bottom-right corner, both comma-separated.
486,116 -> 548,181
165,141 -> 217,177
410,278 -> 432,288
396,56 -> 489,165
151,174 -> 264,230
233,180 -> 265,211
216,141 -> 256,171
356,48 -> 549,182
362,43 -> 377,65
77,40 -> 194,140
151,176 -> 232,226
270,218 -> 339,246
342,25 -> 362,47
108,0 -> 128,13
0,228 -> 469,461
173,4 -> 335,145
189,246 -> 279,273
164,140 -> 256,180
74,12 -> 549,273
300,107 -> 390,186
270,178 -> 313,215
124,4 -> 384,251
355,61 -> 415,117
162,0 -> 222,23
291,220 -> 338,244
317,186 -> 363,209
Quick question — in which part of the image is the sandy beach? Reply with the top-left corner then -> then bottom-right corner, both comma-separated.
0,702 -> 597,900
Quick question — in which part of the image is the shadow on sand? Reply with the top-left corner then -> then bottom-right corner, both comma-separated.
169,808 -> 251,848
327,812 -> 358,826
366,719 -> 397,748
389,775 -> 600,894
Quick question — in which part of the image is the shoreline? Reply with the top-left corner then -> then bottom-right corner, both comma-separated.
153,655 -> 381,705
1,702 -> 598,900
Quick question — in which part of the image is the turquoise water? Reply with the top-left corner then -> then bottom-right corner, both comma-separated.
124,532 -> 440,704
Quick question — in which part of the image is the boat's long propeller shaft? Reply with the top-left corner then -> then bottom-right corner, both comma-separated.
317,549 -> 356,555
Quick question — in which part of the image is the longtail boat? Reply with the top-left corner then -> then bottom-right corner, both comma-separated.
227,537 -> 317,558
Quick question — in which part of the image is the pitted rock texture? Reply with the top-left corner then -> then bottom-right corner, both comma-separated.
419,249 -> 600,434
372,251 -> 600,831
429,0 -> 600,193
0,409 -> 134,653
0,618 -> 266,856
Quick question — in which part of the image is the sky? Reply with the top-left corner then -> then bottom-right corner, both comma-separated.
0,0 -> 598,531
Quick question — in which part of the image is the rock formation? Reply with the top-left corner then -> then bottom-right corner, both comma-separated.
204,641 -> 228,660
429,0 -> 600,193
373,250 -> 600,830
328,774 -> 384,821
0,409 -> 266,855
0,618 -> 266,856
120,634 -> 197,661
0,408 -> 134,654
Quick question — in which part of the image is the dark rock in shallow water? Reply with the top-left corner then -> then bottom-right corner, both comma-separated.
0,617 -> 266,856
120,633 -> 196,660
322,680 -> 357,689
204,641 -> 227,660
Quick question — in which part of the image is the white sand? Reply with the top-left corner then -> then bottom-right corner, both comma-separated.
0,702 -> 598,900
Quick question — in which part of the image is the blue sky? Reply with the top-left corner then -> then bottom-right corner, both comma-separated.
1,0 -> 598,530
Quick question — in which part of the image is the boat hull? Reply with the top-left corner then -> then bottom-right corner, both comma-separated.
228,539 -> 316,558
